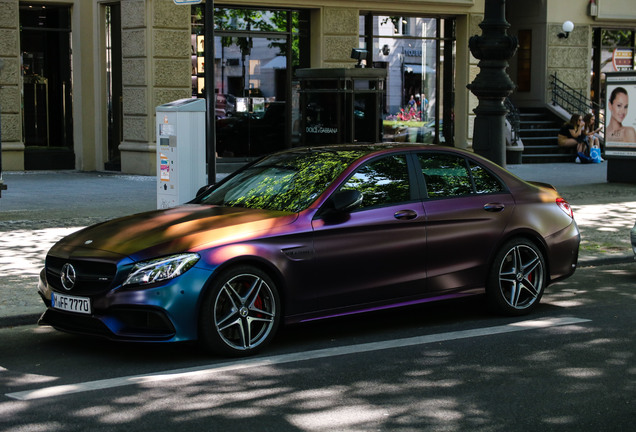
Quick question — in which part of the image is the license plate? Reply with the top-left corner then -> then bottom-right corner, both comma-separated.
51,292 -> 92,315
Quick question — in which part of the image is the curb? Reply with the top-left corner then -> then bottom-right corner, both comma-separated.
577,255 -> 634,267
0,313 -> 41,329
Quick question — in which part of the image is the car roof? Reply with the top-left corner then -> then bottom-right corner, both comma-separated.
274,143 -> 462,156
273,143 -> 498,166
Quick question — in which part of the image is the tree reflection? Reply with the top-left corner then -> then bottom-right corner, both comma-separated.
201,150 -> 365,212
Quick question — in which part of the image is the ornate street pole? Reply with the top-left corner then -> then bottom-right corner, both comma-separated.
0,58 -> 6,198
204,0 -> 216,185
467,0 -> 518,166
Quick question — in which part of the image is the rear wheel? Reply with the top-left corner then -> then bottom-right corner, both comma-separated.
487,238 -> 546,315
199,265 -> 280,356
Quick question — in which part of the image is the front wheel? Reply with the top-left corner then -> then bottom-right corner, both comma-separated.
487,239 -> 546,316
199,265 -> 280,356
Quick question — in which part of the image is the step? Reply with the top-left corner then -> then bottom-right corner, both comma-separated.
519,120 -> 560,127
520,145 -> 574,158
521,153 -> 575,163
519,136 -> 559,144
519,128 -> 560,136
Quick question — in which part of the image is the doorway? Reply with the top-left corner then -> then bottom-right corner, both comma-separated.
105,3 -> 122,171
20,3 -> 74,169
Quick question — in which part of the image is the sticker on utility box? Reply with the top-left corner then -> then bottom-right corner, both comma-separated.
160,153 -> 170,181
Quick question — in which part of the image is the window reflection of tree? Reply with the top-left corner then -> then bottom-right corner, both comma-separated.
419,154 -> 471,198
341,155 -> 410,209
204,150 -> 365,212
419,154 -> 505,198
470,162 -> 505,194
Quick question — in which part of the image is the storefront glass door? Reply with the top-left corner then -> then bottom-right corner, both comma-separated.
192,7 -> 308,158
20,3 -> 74,169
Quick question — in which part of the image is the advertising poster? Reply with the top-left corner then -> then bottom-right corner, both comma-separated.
604,72 -> 636,158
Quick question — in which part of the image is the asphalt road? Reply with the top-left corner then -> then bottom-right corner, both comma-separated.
1,262 -> 634,432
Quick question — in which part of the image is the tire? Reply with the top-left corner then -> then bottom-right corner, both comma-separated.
486,238 -> 546,316
199,265 -> 280,356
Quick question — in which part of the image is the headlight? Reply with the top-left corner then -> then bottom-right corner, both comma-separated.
123,253 -> 200,286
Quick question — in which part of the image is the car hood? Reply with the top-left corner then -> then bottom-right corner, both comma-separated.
49,205 -> 298,260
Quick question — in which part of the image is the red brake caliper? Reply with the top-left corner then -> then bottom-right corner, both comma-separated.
254,295 -> 264,318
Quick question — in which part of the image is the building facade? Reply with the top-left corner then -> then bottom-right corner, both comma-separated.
0,0 -> 635,174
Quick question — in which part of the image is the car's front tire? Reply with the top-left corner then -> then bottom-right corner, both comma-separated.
199,265 -> 280,356
487,238 -> 546,316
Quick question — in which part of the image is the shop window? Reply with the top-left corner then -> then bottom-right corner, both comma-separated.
192,6 -> 309,158
359,14 -> 455,145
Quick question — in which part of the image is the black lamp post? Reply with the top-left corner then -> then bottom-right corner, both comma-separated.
467,0 -> 518,166
204,0 -> 216,185
0,58 -> 6,198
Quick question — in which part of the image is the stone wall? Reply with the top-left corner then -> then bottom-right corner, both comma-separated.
119,0 -> 191,175
0,0 -> 23,170
546,22 -> 591,106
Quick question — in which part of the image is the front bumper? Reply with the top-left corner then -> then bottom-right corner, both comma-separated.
37,266 -> 212,343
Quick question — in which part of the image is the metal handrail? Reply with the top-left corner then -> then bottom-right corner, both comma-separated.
550,73 -> 602,121
504,97 -> 520,144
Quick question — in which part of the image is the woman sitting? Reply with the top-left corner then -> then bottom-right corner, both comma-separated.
558,114 -> 591,163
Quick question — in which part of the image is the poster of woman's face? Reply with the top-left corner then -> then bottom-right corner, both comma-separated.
606,83 -> 636,144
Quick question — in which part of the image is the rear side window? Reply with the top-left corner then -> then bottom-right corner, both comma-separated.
339,154 -> 410,209
417,153 -> 504,198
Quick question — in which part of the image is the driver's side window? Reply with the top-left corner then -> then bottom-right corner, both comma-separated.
338,154 -> 410,210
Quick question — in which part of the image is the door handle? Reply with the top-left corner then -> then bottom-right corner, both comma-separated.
394,209 -> 418,220
483,203 -> 505,212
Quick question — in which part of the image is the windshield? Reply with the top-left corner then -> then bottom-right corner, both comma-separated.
199,149 -> 366,212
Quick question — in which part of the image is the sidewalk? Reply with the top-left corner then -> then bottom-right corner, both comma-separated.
1,162 -> 634,327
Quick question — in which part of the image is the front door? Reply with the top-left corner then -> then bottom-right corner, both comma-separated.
20,3 -> 74,169
311,153 -> 428,312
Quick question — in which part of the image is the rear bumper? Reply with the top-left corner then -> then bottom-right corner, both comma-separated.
546,221 -> 580,282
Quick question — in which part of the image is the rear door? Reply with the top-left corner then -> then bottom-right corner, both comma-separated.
416,152 -> 515,293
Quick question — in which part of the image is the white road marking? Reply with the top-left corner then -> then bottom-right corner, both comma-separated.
6,316 -> 590,401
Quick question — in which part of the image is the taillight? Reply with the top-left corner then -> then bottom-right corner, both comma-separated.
556,197 -> 574,218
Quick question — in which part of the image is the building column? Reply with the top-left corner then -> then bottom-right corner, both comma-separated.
119,0 -> 191,175
311,7 -> 359,68
0,0 -> 24,171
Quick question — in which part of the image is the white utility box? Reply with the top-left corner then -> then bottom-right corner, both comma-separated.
156,98 -> 207,209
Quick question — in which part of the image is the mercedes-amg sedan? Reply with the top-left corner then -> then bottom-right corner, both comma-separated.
38,144 -> 580,356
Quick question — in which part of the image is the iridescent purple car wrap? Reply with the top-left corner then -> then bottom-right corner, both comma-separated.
38,145 -> 580,356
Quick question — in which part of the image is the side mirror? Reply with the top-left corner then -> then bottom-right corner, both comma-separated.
331,189 -> 363,213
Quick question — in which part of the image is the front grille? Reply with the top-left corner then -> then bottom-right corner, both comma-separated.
46,256 -> 117,294
39,309 -> 113,337
39,308 -> 176,341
